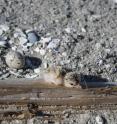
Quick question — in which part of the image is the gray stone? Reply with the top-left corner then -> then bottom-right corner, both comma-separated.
27,31 -> 40,43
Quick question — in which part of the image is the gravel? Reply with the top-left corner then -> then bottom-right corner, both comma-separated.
0,0 -> 117,123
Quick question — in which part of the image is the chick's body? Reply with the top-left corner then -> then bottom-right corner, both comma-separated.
40,66 -> 81,88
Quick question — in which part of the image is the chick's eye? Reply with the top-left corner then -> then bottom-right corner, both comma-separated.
70,83 -> 74,86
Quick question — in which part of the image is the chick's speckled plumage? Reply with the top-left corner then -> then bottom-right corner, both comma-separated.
41,66 -> 64,86
64,72 -> 81,88
39,66 -> 81,88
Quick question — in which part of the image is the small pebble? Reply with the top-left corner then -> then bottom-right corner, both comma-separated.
0,25 -> 9,32
25,74 -> 38,78
12,46 -> 17,51
26,42 -> 33,47
34,68 -> 40,74
22,45 -> 29,52
27,31 -> 40,43
19,37 -> 28,45
98,60 -> 103,66
105,64 -> 111,69
95,43 -> 101,50
40,37 -> 51,44
0,40 -> 7,47
40,49 -> 46,56
0,29 -> 3,35
1,73 -> 10,79
34,47 -> 40,52
81,27 -> 86,32
62,52 -> 67,56
47,39 -> 60,49
5,50 -> 25,69
95,115 -> 104,124
43,62 -> 48,69
40,37 -> 52,47
14,28 -> 26,38
65,27 -> 71,33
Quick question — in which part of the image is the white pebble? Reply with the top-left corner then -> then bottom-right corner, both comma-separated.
14,28 -> 26,38
95,115 -> 104,124
98,60 -> 103,66
105,64 -> 111,69
105,49 -> 110,53
12,46 -> 17,51
95,43 -> 101,50
19,37 -> 28,45
25,74 -> 38,79
43,62 -> 48,69
65,28 -> 71,33
62,52 -> 67,56
26,42 -> 33,47
40,49 -> 46,56
22,46 -> 29,52
0,40 -> 7,47
34,47 -> 40,52
34,68 -> 40,74
9,40 -> 14,44
0,25 -> 9,32
40,37 -> 51,48
81,27 -> 86,32
47,39 -> 60,49
0,29 -> 3,35
40,37 -> 51,44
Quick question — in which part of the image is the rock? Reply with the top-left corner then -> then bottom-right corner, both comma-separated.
40,48 -> 46,56
0,40 -> 7,47
34,68 -> 40,74
47,39 -> 60,49
22,45 -> 29,52
95,43 -> 101,50
98,60 -> 103,66
0,29 -> 3,35
25,74 -> 38,78
95,115 -> 104,124
0,36 -> 7,41
26,42 -> 33,47
27,31 -> 40,43
12,46 -> 17,51
40,37 -> 51,44
34,47 -> 40,52
19,37 -> 28,45
0,25 -> 9,32
14,28 -> 26,38
65,27 -> 71,33
62,52 -> 67,57
5,50 -> 25,69
1,73 -> 10,79
40,37 -> 52,47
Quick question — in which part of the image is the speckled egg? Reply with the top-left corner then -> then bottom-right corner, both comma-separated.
5,50 -> 25,69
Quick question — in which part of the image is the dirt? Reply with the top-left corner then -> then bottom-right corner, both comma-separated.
0,0 -> 117,123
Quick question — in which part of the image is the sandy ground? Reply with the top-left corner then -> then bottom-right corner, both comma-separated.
0,0 -> 117,123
